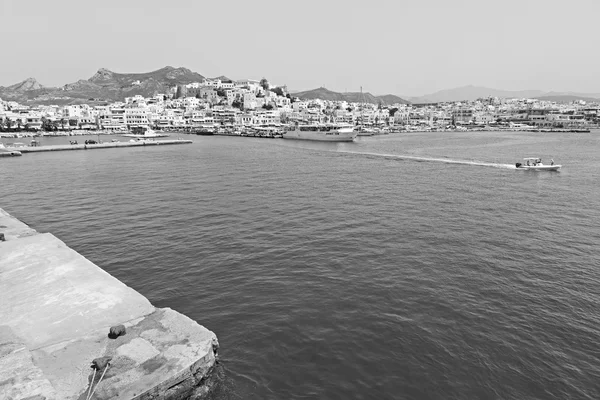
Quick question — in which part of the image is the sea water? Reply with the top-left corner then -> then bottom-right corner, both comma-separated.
2,131 -> 600,400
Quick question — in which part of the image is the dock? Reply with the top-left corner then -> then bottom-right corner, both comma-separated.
0,208 -> 219,400
5,139 -> 192,154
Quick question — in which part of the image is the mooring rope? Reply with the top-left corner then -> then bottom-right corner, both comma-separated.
86,362 -> 110,400
85,368 -> 97,400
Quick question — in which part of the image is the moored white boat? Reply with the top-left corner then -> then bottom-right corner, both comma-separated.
0,143 -> 22,156
516,157 -> 561,171
123,127 -> 169,138
357,126 -> 375,136
283,123 -> 357,142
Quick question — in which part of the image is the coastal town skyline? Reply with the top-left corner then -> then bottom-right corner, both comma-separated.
2,0 -> 599,96
3,67 -> 600,103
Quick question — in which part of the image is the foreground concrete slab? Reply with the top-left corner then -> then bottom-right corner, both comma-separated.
0,326 -> 57,400
0,209 -> 219,400
0,208 -> 38,241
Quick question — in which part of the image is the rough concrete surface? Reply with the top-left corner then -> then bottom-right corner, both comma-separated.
0,209 -> 219,400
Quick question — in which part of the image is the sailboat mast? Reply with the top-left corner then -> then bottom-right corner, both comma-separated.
360,86 -> 363,126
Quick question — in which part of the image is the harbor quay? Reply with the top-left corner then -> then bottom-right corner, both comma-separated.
0,208 -> 219,400
2,139 -> 192,156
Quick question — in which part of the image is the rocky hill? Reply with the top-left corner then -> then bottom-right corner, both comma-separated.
5,77 -> 45,92
293,87 -> 410,105
0,66 -> 205,105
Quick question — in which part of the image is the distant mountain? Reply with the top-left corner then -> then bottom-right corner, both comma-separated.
408,85 -> 546,103
211,75 -> 232,82
408,85 -> 600,104
377,94 -> 411,105
0,66 -> 205,105
5,77 -> 45,92
534,95 -> 600,103
88,66 -> 204,88
3,72 -> 600,107
293,87 -> 410,105
542,90 -> 600,98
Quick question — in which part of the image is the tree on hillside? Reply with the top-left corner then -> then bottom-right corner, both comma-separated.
260,78 -> 269,91
262,104 -> 274,110
16,118 -> 23,131
231,100 -> 243,110
389,107 -> 399,117
216,88 -> 227,97
270,87 -> 284,97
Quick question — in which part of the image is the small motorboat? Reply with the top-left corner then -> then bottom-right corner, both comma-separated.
516,157 -> 561,171
0,143 -> 22,157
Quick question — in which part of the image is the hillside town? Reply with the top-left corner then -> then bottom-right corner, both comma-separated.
1,77 -> 599,136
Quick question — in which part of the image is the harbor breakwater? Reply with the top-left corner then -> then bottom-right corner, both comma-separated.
3,139 -> 192,154
0,208 -> 219,400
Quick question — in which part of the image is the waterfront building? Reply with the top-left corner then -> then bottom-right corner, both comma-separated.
473,112 -> 496,125
211,107 -> 238,125
238,113 -> 253,125
452,108 -> 474,124
25,114 -> 42,130
125,107 -> 150,129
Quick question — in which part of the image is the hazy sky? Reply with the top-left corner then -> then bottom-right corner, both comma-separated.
1,0 -> 599,96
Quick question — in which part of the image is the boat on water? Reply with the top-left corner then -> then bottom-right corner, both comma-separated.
356,126 -> 375,136
192,124 -> 217,135
123,127 -> 169,138
283,123 -> 357,142
0,143 -> 22,157
515,157 -> 561,171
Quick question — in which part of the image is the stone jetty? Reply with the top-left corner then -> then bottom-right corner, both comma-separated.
0,208 -> 219,400
4,139 -> 192,154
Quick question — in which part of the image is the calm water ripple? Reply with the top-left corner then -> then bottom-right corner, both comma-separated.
2,131 -> 600,399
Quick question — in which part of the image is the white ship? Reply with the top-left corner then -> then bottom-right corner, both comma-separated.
283,123 -> 357,142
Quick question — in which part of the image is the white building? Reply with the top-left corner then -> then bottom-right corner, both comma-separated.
124,108 -> 150,127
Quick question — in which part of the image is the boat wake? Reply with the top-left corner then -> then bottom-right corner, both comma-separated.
337,150 -> 516,169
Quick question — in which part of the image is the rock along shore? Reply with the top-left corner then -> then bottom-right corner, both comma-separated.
0,208 -> 219,400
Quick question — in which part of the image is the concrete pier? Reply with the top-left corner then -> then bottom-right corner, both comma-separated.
0,209 -> 219,400
5,139 -> 192,154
